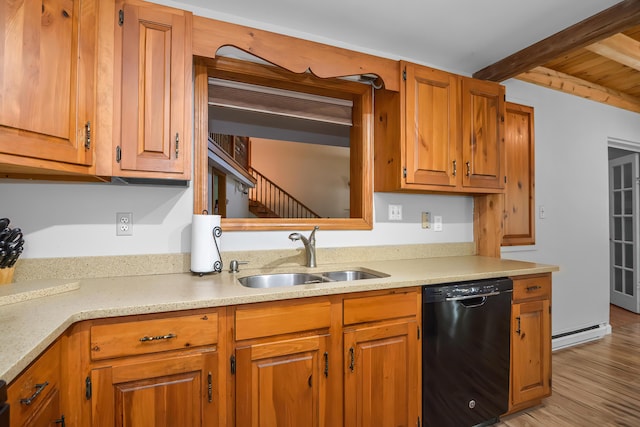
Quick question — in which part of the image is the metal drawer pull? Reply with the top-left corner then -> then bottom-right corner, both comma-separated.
526,285 -> 542,292
139,333 -> 177,342
516,317 -> 521,335
20,381 -> 49,405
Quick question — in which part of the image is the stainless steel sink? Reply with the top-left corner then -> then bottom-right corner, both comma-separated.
321,270 -> 385,281
238,272 -> 325,288
237,268 -> 388,288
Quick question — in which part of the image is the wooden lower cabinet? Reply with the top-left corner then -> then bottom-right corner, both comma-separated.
232,297 -> 337,427
8,281 -> 556,426
343,320 -> 419,427
90,350 -> 218,426
342,289 -> 421,427
84,309 -> 224,427
235,334 -> 330,427
508,274 -> 552,412
7,340 -> 64,427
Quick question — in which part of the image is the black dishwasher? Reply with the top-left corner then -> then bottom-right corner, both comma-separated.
0,380 -> 8,427
423,278 -> 512,427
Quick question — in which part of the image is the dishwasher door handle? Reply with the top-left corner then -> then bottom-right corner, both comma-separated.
445,291 -> 500,301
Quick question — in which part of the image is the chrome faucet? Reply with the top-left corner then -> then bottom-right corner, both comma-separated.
289,226 -> 319,268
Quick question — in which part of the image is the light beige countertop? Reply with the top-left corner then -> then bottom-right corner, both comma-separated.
0,255 -> 558,383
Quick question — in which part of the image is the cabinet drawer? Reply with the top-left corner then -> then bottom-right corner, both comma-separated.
235,299 -> 331,341
8,341 -> 61,427
90,311 -> 218,360
343,290 -> 418,326
513,274 -> 551,302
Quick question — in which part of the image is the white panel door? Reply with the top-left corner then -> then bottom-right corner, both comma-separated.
609,153 -> 640,313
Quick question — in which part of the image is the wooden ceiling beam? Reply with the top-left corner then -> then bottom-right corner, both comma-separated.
516,66 -> 640,114
473,0 -> 640,81
585,33 -> 640,71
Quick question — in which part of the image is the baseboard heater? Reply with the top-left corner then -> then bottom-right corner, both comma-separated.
551,323 -> 611,351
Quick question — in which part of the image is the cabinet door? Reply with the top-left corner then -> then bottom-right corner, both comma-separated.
344,320 -> 419,427
461,77 -> 505,189
91,350 -> 218,427
0,0 -> 95,165
403,63 -> 459,187
511,300 -> 551,406
235,334 -> 329,427
8,341 -> 62,427
14,388 -> 62,427
118,1 -> 191,176
503,102 -> 535,246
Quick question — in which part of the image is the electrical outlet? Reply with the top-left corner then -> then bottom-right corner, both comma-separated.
422,212 -> 431,229
388,204 -> 403,221
116,212 -> 133,236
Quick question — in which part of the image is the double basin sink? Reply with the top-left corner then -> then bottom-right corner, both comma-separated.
238,268 -> 388,289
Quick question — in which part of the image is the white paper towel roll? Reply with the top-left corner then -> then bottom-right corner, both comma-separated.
191,214 -> 222,274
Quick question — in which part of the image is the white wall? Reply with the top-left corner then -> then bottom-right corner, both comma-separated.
251,138 -> 350,218
0,179 -> 473,257
502,79 -> 640,336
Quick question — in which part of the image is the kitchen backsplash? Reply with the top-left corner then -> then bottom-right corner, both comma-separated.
10,242 -> 475,282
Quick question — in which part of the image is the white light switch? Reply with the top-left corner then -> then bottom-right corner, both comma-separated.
539,206 -> 546,219
433,216 -> 443,232
388,204 -> 402,220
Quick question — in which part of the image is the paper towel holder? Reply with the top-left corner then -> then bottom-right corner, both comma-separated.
191,211 -> 224,276
211,225 -> 223,273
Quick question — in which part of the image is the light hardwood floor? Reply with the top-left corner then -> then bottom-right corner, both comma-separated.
496,305 -> 640,426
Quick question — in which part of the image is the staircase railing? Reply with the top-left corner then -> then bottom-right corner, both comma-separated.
249,168 -> 321,218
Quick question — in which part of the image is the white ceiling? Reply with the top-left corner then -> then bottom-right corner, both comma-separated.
169,0 -> 620,75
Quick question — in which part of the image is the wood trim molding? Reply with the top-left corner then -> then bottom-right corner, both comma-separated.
193,50 -> 375,230
474,194 -> 504,258
192,15 -> 400,92
193,58 -> 209,215
473,0 -> 640,81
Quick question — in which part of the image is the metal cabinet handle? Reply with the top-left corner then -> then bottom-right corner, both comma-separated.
466,161 -> 471,177
84,121 -> 91,150
55,415 -> 66,426
175,133 -> 180,159
20,381 -> 49,405
349,347 -> 355,372
207,372 -> 213,403
139,333 -> 177,342
526,285 -> 542,292
452,160 -> 457,177
516,316 -> 521,335
324,352 -> 329,377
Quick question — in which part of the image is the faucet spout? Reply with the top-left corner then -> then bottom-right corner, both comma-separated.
289,226 -> 319,267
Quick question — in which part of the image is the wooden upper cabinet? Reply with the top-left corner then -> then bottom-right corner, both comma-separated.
115,0 -> 192,179
374,61 -> 505,194
404,65 -> 459,187
0,0 -> 96,169
461,77 -> 505,189
503,102 -> 535,246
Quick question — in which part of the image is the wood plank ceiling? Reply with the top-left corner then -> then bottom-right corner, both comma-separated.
474,0 -> 640,114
